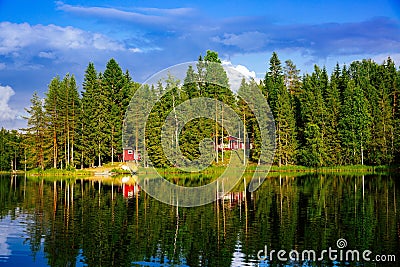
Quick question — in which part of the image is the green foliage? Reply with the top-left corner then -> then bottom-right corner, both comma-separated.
22,92 -> 47,170
103,58 -> 129,164
237,78 -> 268,163
44,74 -> 81,169
144,51 -> 237,167
264,52 -> 297,166
299,123 -> 326,167
21,59 -> 138,170
0,128 -> 22,171
324,72 -> 342,165
15,51 -> 400,170
339,80 -> 371,165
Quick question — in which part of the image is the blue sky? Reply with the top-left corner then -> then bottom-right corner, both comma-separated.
0,0 -> 399,129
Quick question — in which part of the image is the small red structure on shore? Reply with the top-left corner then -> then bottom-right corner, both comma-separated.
123,147 -> 141,162
216,135 -> 251,151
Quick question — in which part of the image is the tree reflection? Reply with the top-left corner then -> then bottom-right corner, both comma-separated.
0,173 -> 398,266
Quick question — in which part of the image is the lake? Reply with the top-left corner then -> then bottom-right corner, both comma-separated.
0,173 -> 399,266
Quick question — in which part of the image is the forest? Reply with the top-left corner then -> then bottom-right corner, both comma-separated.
1,50 -> 399,171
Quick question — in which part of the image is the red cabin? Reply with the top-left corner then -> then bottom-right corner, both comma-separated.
123,147 -> 141,162
227,135 -> 240,150
216,135 -> 251,151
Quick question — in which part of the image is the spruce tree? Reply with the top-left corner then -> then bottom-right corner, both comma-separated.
80,62 -> 98,167
339,80 -> 371,165
395,65 -> 400,163
324,73 -> 342,165
297,66 -> 331,167
264,52 -> 297,166
103,58 -> 126,165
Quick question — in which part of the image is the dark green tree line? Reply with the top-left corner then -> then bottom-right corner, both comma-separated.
18,52 -> 400,169
0,128 -> 22,171
21,59 -> 139,169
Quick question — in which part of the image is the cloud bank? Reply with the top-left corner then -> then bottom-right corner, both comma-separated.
0,7 -> 398,75
0,85 -> 17,121
0,21 -> 125,56
0,1 -> 399,130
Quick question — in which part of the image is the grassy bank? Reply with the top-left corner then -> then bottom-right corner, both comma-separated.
26,168 -> 92,177
269,164 -> 394,173
150,164 -> 394,175
0,170 -> 25,175
3,163 -> 396,179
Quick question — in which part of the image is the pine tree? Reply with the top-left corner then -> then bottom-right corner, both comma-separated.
198,50 -> 235,163
283,59 -> 301,96
44,76 -> 62,168
162,74 -> 183,164
57,74 -> 80,168
22,92 -> 47,170
237,78 -> 262,162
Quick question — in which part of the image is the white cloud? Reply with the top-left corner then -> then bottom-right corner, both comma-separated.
56,2 -> 166,24
128,48 -> 143,53
135,7 -> 194,16
0,22 -> 125,56
221,61 -> 257,92
370,53 -> 400,65
0,85 -> 17,121
38,51 -> 56,59
0,219 -> 12,259
56,1 -> 194,25
222,60 -> 256,79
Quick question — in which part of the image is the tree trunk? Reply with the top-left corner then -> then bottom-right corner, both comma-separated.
243,113 -> 246,165
98,142 -> 101,167
53,127 -> 57,169
111,126 -> 114,166
215,98 -> 218,163
221,107 -> 224,163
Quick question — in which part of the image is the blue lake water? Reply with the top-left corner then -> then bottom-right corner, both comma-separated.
0,173 -> 399,266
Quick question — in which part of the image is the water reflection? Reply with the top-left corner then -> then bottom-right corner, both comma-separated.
0,173 -> 399,267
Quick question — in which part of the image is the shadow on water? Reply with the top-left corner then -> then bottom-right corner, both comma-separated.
0,173 -> 399,266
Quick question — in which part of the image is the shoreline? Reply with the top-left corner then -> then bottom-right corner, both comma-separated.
1,164 -> 397,177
